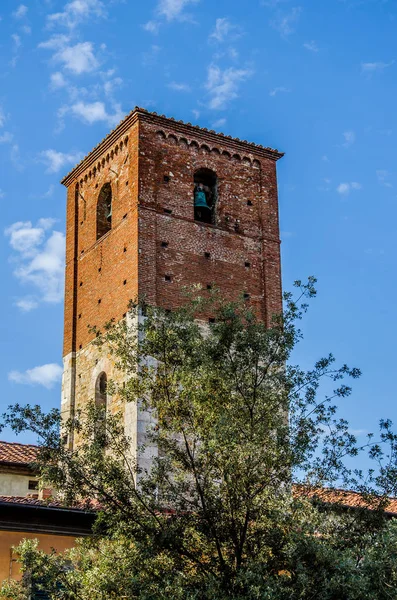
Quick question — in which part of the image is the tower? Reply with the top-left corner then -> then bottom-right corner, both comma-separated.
60,107 -> 284,466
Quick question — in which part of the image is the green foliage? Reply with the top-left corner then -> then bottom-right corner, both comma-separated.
2,280 -> 397,599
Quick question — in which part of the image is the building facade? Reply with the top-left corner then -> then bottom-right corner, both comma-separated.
0,441 -> 39,498
60,107 -> 284,467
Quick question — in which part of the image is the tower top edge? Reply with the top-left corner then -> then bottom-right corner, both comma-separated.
60,107 -> 284,187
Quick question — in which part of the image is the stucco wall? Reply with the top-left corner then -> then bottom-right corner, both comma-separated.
0,474 -> 37,498
0,531 -> 77,583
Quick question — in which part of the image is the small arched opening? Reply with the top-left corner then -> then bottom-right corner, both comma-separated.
94,372 -> 107,444
96,183 -> 112,240
194,168 -> 217,225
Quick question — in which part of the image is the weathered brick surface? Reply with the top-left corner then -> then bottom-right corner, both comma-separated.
137,119 -> 282,323
60,108 -> 283,450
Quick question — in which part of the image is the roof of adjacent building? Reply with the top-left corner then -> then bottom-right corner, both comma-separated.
0,495 -> 96,536
61,106 -> 284,187
0,494 -> 99,510
0,440 -> 39,466
294,485 -> 397,517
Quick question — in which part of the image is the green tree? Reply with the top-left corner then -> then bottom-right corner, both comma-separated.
2,280 -> 397,599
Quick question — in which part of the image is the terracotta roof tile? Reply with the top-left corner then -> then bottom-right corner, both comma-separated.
0,440 -> 39,465
0,495 -> 100,511
293,485 -> 397,516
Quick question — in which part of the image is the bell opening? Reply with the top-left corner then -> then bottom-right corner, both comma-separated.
194,168 -> 217,225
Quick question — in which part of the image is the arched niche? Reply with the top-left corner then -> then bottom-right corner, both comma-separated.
96,183 -> 112,240
94,372 -> 107,446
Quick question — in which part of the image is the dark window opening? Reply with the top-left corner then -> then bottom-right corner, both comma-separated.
164,208 -> 172,214
96,182 -> 112,240
247,200 -> 253,206
209,317 -> 216,323
194,168 -> 217,224
244,293 -> 250,300
204,252 -> 211,259
161,241 -> 168,248
207,284 -> 212,290
245,261 -> 251,268
123,279 -> 127,285
95,372 -> 107,446
163,175 -> 170,183
28,480 -> 39,490
165,274 -> 172,282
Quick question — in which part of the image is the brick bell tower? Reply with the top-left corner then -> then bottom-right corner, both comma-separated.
60,107 -> 284,466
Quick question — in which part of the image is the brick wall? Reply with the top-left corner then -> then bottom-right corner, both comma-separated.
63,121 -> 139,355
138,118 -> 282,323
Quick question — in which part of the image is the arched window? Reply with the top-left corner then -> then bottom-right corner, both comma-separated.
94,372 -> 107,444
96,183 -> 112,240
194,168 -> 217,225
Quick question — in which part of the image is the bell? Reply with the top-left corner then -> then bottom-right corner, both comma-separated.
194,189 -> 209,209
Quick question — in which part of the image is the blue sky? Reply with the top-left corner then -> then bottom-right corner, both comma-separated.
0,0 -> 396,465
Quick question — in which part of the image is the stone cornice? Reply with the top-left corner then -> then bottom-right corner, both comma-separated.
60,107 -> 284,187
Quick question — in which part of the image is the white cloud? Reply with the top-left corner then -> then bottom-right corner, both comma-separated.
192,109 -> 200,120
65,100 -> 124,126
158,0 -> 200,21
43,184 -> 55,198
0,106 -> 5,128
0,132 -> 13,144
5,219 -> 65,307
54,41 -> 99,74
209,18 -> 241,43
303,40 -> 318,52
336,182 -> 362,195
47,0 -> 105,29
271,7 -> 302,37
15,297 -> 39,312
10,34 -> 22,66
168,81 -> 191,92
376,169 -> 393,188
269,86 -> 290,96
39,149 -> 83,173
13,5 -> 28,19
103,76 -> 123,98
212,117 -> 226,128
143,20 -> 160,34
205,64 -> 253,110
50,71 -> 67,89
39,34 -> 71,50
361,61 -> 394,74
40,36 -> 99,75
9,363 -> 63,389
342,130 -> 355,147
11,34 -> 21,49
144,0 -> 200,32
